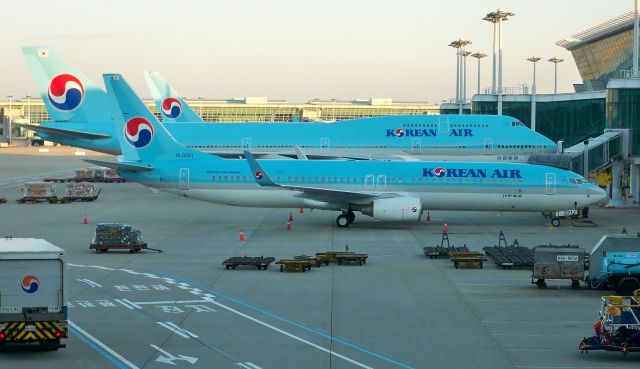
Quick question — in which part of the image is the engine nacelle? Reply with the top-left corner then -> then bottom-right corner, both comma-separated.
361,197 -> 422,222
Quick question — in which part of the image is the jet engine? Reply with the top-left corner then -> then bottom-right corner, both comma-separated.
361,197 -> 422,222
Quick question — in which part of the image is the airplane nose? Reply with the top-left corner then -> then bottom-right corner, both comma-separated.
589,186 -> 608,202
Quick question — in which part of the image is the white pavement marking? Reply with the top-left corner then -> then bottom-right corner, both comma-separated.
122,299 -> 142,309
208,299 -> 374,369
114,299 -> 138,310
69,320 -> 140,369
150,344 -> 198,365
77,279 -> 102,288
69,263 -> 375,369
157,322 -> 199,339
236,363 -> 263,369
134,300 -> 210,305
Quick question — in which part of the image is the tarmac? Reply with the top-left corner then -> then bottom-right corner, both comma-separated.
1,148 -> 640,369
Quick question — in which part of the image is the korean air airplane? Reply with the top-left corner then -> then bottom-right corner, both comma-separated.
21,46 -> 557,161
86,73 -> 606,228
144,71 -> 204,123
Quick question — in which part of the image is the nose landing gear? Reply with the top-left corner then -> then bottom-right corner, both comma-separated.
336,210 -> 356,228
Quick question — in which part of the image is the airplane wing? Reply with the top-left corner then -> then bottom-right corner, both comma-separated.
244,151 -> 397,203
16,123 -> 112,140
83,159 -> 153,172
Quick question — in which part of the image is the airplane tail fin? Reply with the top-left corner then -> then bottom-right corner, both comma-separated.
144,71 -> 204,123
21,46 -> 111,123
103,73 -> 216,163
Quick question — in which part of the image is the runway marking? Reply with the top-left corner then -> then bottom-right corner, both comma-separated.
157,322 -> 199,339
77,278 -> 102,288
207,298 -> 374,369
150,344 -> 198,365
69,320 -> 139,369
69,263 -> 414,369
236,363 -> 263,369
134,299 -> 211,305
114,299 -> 141,310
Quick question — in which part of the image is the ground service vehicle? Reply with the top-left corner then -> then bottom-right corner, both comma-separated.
592,252 -> 640,295
0,238 -> 67,350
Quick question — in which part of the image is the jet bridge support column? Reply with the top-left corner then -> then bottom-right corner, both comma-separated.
631,163 -> 640,204
611,161 -> 622,201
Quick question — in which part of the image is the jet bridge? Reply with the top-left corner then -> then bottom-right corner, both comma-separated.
564,129 -> 631,177
527,129 -> 633,203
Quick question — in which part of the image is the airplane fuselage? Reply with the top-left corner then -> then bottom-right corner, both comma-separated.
124,158 -> 605,213
37,114 -> 557,160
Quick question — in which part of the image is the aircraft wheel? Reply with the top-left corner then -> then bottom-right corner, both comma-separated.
336,214 -> 350,228
346,211 -> 356,225
551,218 -> 560,227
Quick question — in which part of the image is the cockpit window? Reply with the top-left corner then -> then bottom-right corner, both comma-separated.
511,121 -> 525,127
570,178 -> 586,185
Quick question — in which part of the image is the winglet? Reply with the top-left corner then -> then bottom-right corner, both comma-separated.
293,145 -> 308,160
244,151 -> 279,187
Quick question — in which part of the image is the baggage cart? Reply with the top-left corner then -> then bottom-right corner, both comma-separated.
276,259 -> 314,272
293,255 -> 330,267
450,250 -> 486,269
223,256 -> 275,270
89,223 -> 161,254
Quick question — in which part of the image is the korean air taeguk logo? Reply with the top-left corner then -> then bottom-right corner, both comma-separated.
161,97 -> 182,119
124,117 -> 154,148
22,275 -> 40,294
48,73 -> 85,111
255,171 -> 264,180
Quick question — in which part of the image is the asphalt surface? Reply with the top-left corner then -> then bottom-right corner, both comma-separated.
1,151 -> 639,369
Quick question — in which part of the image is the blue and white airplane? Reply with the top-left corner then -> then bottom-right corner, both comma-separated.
22,46 -> 557,161
87,73 -> 606,227
144,71 -> 204,123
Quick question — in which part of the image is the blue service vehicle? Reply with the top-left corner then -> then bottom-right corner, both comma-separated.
593,251 -> 640,295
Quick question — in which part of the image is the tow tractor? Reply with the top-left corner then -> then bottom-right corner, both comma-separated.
542,208 -> 595,227
579,292 -> 640,355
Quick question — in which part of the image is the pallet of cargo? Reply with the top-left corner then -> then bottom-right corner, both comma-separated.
89,242 -> 161,254
450,251 -> 486,269
223,256 -> 275,270
423,246 -> 464,259
56,189 -> 102,203
276,259 -> 314,272
293,255 -> 330,267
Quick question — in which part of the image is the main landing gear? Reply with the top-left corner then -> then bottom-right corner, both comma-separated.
336,211 -> 356,228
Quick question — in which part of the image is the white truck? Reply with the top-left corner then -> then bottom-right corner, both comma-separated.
0,238 -> 67,350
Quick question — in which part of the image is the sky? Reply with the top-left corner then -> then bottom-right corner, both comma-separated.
0,0 -> 632,103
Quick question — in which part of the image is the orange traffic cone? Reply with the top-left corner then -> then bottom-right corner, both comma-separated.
82,214 -> 88,224
426,212 -> 431,222
286,222 -> 292,231
239,230 -> 245,241
299,208 -> 304,214
288,212 -> 293,222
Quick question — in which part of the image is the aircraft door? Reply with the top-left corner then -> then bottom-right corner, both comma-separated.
242,137 -> 251,150
365,174 -> 374,189
439,116 -> 450,134
377,175 -> 387,189
545,173 -> 556,195
484,137 -> 494,154
320,138 -> 329,149
412,138 -> 421,153
179,168 -> 189,190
